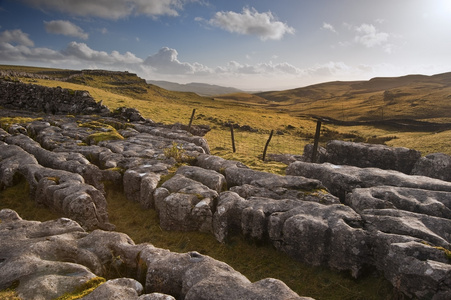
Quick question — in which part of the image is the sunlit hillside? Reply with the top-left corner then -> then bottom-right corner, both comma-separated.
254,72 -> 451,122
1,65 -> 451,158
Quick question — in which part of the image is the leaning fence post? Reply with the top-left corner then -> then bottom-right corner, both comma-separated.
188,108 -> 196,130
311,120 -> 322,163
230,124 -> 236,153
262,130 -> 274,161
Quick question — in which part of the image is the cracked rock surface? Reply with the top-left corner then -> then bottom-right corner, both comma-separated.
1,107 -> 451,299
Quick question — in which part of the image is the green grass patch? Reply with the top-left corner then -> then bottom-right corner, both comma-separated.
86,131 -> 124,144
55,277 -> 105,300
0,179 -> 61,222
0,116 -> 42,131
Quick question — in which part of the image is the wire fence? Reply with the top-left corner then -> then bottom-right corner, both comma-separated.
206,127 -> 312,159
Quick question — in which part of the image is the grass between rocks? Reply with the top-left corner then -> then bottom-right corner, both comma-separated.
103,183 -> 396,300
0,180 -> 396,300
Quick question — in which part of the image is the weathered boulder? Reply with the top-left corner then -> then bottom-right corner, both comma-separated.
371,232 -> 451,300
0,143 -> 113,230
346,186 -> 451,218
154,174 -> 218,232
213,192 -> 305,243
133,124 -> 210,155
0,209 -> 311,300
80,278 -> 144,300
123,164 -> 169,208
0,209 -> 96,299
195,153 -> 247,172
176,165 -> 226,193
4,133 -> 105,189
0,144 -> 38,188
361,209 -> 451,248
140,247 -> 312,300
286,161 -> 451,200
213,192 -> 368,277
268,202 -> 370,278
412,152 -> 451,181
302,144 -> 327,163
325,140 -> 421,174
230,184 -> 339,205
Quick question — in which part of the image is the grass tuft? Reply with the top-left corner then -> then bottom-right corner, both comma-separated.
54,277 -> 106,300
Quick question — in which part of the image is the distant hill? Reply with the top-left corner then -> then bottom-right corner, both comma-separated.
249,72 -> 451,122
147,80 -> 243,96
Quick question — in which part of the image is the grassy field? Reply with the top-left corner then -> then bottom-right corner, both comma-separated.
1,65 -> 449,299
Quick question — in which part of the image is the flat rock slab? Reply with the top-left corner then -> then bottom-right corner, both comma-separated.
325,140 -> 421,174
286,161 -> 451,200
412,152 -> 451,182
346,186 -> 451,218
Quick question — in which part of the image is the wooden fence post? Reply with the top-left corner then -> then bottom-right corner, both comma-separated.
262,130 -> 274,161
230,124 -> 236,153
311,120 -> 322,163
188,108 -> 196,130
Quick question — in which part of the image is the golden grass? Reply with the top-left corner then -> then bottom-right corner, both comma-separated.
0,179 -> 61,222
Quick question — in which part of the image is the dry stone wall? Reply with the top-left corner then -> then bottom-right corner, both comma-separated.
0,78 -> 109,115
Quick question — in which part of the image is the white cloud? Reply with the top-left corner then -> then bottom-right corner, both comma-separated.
21,0 -> 186,20
0,41 -> 63,62
217,60 -> 301,75
62,41 -> 143,64
44,20 -> 89,40
0,29 -> 34,47
307,61 -> 350,77
322,22 -> 336,33
354,23 -> 389,48
201,7 -> 295,41
144,47 -> 211,74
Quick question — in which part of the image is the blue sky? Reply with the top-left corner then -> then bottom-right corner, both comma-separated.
1,0 -> 451,90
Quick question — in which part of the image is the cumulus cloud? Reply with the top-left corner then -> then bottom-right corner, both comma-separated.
20,0 -> 186,19
62,41 -> 143,64
214,60 -> 301,76
354,23 -> 389,47
307,61 -> 350,77
200,7 -> 295,40
0,29 -> 34,46
144,47 -> 210,74
322,22 -> 336,33
0,28 -> 304,89
44,20 -> 89,40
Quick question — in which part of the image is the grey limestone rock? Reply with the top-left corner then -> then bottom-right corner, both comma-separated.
176,165 -> 226,193
286,161 -> 451,200
154,174 -> 219,232
0,209 -> 313,300
268,201 -> 370,278
412,152 -> 451,181
140,247 -> 311,300
80,278 -> 144,300
195,153 -> 247,172
346,186 -> 451,218
325,140 -> 421,174
362,209 -> 451,248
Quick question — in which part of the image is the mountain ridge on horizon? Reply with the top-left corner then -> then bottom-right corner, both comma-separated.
147,80 -> 244,96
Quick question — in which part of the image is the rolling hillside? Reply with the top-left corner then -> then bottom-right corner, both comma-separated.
147,80 -> 243,96
1,65 -> 451,157
252,72 -> 451,122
